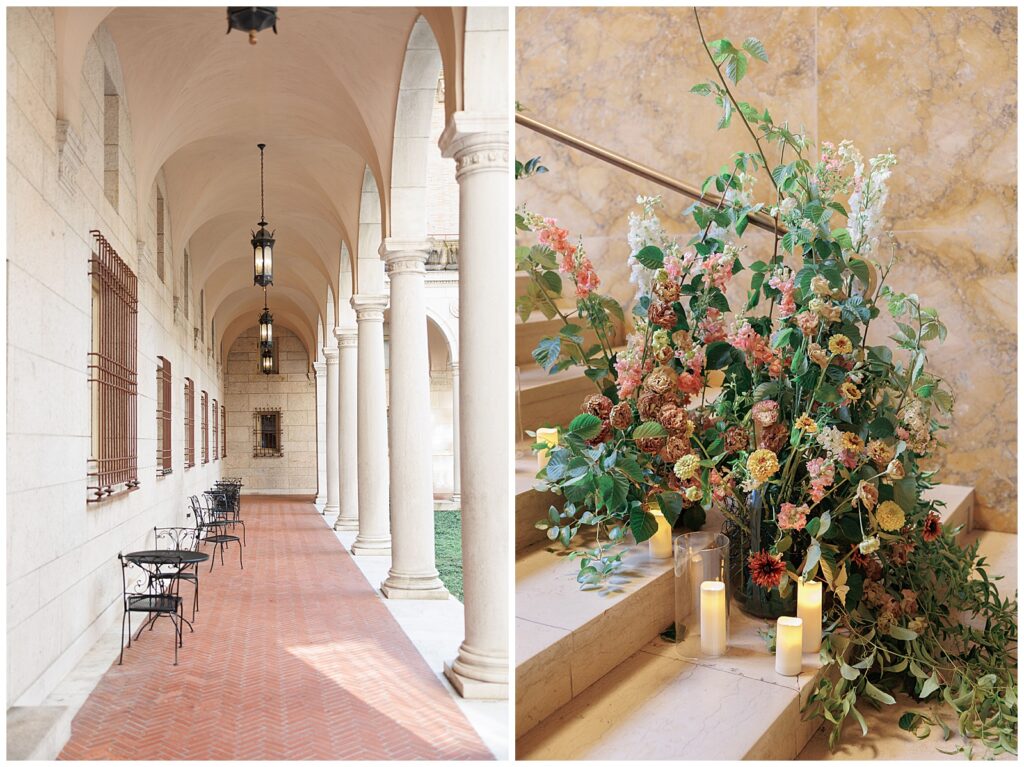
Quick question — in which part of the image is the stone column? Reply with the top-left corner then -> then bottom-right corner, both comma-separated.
313,359 -> 327,510
349,294 -> 391,555
333,327 -> 360,531
439,114 -> 509,698
450,360 -> 461,505
379,241 -> 448,599
323,348 -> 340,517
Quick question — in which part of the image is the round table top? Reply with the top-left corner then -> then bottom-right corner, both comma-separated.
125,549 -> 210,565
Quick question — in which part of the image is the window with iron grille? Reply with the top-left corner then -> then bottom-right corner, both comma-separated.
156,356 -> 172,475
221,405 -> 227,458
212,398 -> 218,462
201,390 -> 209,464
252,409 -> 282,457
184,377 -> 195,468
87,230 -> 139,501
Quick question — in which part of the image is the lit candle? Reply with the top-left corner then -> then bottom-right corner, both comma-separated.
536,427 -> 559,470
797,580 -> 823,653
700,581 -> 727,656
648,501 -> 673,560
775,616 -> 803,676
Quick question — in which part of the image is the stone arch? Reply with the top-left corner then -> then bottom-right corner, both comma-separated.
389,16 -> 443,241
355,166 -> 385,296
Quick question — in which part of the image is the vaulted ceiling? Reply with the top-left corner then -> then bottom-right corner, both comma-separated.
57,6 -> 466,359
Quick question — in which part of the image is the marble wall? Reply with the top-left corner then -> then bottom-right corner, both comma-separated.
516,7 -> 1017,531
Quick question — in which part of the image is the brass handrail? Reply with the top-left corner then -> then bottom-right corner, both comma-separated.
516,113 -> 785,236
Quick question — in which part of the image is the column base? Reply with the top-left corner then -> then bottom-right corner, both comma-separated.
444,661 -> 509,700
350,537 -> 391,556
450,493 -> 461,507
314,494 -> 326,511
323,503 -> 339,517
333,515 -> 359,531
380,575 -> 449,600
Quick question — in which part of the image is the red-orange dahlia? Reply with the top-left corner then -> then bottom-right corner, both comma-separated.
922,511 -> 943,542
747,550 -> 786,590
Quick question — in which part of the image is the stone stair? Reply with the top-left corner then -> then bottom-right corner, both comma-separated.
514,484 -> 975,759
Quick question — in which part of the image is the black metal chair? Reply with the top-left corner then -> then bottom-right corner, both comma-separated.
118,553 -> 184,665
206,487 -> 246,545
193,494 -> 243,572
153,524 -> 201,621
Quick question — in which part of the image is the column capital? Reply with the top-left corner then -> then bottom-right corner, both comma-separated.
323,347 -> 339,363
350,293 -> 389,322
439,111 -> 508,177
449,360 -> 460,374
333,326 -> 359,347
312,360 -> 327,375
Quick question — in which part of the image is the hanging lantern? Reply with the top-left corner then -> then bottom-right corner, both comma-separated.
226,7 -> 279,45
258,306 -> 273,348
252,143 -> 275,286
261,346 -> 274,375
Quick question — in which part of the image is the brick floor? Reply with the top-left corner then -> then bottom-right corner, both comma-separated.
58,496 -> 493,760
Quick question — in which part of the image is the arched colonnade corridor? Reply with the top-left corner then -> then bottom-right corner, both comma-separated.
6,6 -> 508,759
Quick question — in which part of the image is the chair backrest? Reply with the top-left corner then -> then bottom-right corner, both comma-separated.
154,526 -> 199,552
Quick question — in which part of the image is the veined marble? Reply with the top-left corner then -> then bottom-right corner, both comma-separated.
516,7 -> 1017,532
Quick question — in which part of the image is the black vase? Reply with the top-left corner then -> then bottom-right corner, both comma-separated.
722,490 -> 796,620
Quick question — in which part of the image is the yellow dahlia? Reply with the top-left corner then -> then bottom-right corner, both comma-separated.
673,453 -> 700,482
876,500 -> 906,532
828,334 -> 853,355
866,439 -> 895,468
839,381 -> 862,402
746,449 -> 780,483
795,414 -> 818,433
841,432 -> 865,453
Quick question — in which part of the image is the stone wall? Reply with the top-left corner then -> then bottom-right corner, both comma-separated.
516,6 -> 1017,532
7,10 -> 224,705
223,326 -> 317,495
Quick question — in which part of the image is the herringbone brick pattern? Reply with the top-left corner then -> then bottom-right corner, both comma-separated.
58,496 -> 492,760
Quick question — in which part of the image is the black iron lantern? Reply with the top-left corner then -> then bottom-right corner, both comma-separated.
261,346 -> 274,375
258,305 -> 273,348
252,143 -> 275,286
227,7 -> 278,45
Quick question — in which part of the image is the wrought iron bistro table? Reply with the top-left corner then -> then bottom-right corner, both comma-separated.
124,549 -> 210,637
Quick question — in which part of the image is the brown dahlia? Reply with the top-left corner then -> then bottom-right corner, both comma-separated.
723,425 -> 750,453
637,391 -> 663,421
648,301 -> 678,329
757,422 -> 789,453
582,393 -> 613,420
636,436 -> 666,455
586,422 -> 613,446
660,436 -> 690,463
922,511 -> 943,542
644,368 -> 675,395
658,403 -> 690,434
653,278 -> 681,303
609,402 -> 633,430
747,551 -> 786,590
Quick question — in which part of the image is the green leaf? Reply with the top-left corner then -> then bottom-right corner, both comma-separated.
629,507 -> 658,544
850,705 -> 869,737
742,37 -> 768,62
724,52 -> 748,84
634,245 -> 665,270
532,337 -> 561,371
840,662 -> 860,681
920,672 -> 941,699
848,257 -> 870,286
540,270 -> 562,294
568,413 -> 603,440
864,680 -> 896,705
888,625 -> 919,641
690,82 -> 713,96
705,340 -> 734,369
632,421 -> 667,440
833,228 -> 854,251
656,492 -> 683,527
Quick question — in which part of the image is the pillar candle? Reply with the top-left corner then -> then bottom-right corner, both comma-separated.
648,502 -> 673,560
536,427 -> 559,470
700,581 -> 727,657
775,616 -> 803,676
797,580 -> 823,653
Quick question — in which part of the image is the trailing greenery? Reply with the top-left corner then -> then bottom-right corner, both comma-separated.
434,510 -> 463,601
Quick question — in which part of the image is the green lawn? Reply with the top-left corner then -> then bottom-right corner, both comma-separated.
434,510 -> 463,601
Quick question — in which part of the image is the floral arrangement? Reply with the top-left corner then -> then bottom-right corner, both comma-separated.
515,17 -> 1016,756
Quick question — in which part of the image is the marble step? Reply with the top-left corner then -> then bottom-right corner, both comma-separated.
516,359 -> 609,436
515,315 -> 624,367
799,526 -> 1017,761
515,484 -> 975,757
515,441 -> 559,554
6,705 -> 71,760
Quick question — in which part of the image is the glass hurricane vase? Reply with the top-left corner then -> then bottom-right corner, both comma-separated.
722,490 -> 797,620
